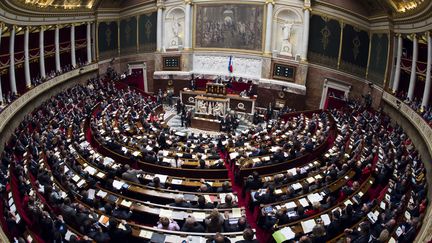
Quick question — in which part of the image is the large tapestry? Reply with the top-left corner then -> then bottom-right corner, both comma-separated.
139,12 -> 157,52
195,4 -> 264,51
98,21 -> 118,59
340,24 -> 369,77
308,15 -> 341,68
120,17 -> 137,55
368,33 -> 389,86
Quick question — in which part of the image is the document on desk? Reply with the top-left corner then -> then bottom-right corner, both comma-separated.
192,212 -> 206,221
292,183 -> 302,191
88,189 -> 96,200
284,202 -> 297,210
171,179 -> 183,185
154,174 -> 168,184
307,193 -> 323,204
273,227 -> 295,243
139,229 -> 153,239
120,200 -> 132,208
159,209 -> 173,218
232,208 -> 242,218
306,177 -> 315,184
301,219 -> 316,234
321,214 -> 331,226
84,166 -> 97,175
96,190 -> 107,198
230,152 -> 239,160
299,198 -> 310,207
113,180 -> 127,190
98,215 -> 110,227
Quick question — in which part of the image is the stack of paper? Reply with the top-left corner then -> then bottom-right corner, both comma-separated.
301,219 -> 316,233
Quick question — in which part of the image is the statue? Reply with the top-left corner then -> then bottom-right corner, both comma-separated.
170,16 -> 182,48
282,23 -> 292,41
280,22 -> 293,57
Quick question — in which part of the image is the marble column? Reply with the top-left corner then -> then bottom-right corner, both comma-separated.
71,24 -> 76,68
388,35 -> 398,89
422,32 -> 431,108
407,34 -> 418,100
86,22 -> 92,64
392,34 -> 403,92
9,25 -> 17,94
92,22 -> 96,61
0,76 -> 3,105
184,1 -> 192,49
0,28 -> 2,104
264,1 -> 274,54
39,26 -> 46,79
301,7 -> 311,61
55,25 -> 61,72
24,26 -> 31,88
156,6 -> 163,51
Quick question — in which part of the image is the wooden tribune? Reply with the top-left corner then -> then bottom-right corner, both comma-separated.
191,117 -> 221,131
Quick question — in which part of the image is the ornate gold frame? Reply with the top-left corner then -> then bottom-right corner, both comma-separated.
192,2 -> 266,55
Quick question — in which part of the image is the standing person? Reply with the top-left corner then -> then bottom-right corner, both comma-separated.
181,109 -> 186,127
176,99 -> 182,114
186,110 -> 192,128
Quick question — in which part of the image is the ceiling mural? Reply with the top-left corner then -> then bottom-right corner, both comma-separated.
17,0 -> 97,10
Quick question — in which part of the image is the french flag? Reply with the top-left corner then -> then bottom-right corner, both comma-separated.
228,56 -> 233,73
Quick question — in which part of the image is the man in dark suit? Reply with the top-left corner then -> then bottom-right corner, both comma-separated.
107,219 -> 132,242
236,228 -> 259,243
326,210 -> 342,239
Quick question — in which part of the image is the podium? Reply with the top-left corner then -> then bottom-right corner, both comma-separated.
191,95 -> 229,132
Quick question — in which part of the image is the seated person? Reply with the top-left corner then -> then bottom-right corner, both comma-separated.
217,181 -> 233,193
218,194 -> 238,209
148,176 -> 165,189
121,164 -> 143,184
194,195 -> 214,209
204,210 -> 224,233
156,217 -> 180,231
224,215 -> 249,232
169,195 -> 191,208
206,232 -> 231,243
181,216 -> 205,233
236,228 -> 259,243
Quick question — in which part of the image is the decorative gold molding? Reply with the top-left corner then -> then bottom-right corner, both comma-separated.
366,31 -> 372,79
337,21 -> 345,70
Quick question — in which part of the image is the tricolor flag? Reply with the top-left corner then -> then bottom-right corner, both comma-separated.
228,56 -> 233,73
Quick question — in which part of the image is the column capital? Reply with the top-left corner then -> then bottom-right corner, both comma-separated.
425,31 -> 431,37
303,6 -> 312,11
411,33 -> 417,40
265,0 -> 275,5
184,0 -> 192,5
395,33 -> 402,37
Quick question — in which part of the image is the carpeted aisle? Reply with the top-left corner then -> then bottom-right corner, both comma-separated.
220,151 -> 272,243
